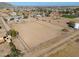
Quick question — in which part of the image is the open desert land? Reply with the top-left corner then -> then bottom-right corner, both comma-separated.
10,17 -> 78,56
1,2 -> 79,57
49,35 -> 79,57
0,42 -> 11,57
0,19 -> 6,37
11,18 -> 63,48
0,18 -> 10,57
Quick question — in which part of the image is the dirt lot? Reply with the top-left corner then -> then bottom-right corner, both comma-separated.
0,18 -> 10,56
0,20 -> 6,37
0,42 -> 11,57
12,20 -> 63,48
49,35 -> 79,57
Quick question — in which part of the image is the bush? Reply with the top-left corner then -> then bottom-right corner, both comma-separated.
75,39 -> 79,42
62,28 -> 69,32
24,16 -> 28,19
22,13 -> 28,19
9,42 -> 16,48
67,21 -> 75,28
7,29 -> 18,37
45,13 -> 50,17
5,42 -> 23,57
62,14 -> 77,19
10,48 -> 22,57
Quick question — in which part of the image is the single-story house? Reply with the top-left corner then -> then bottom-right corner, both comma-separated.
10,12 -> 17,16
36,15 -> 42,17
7,15 -> 24,22
14,15 -> 24,22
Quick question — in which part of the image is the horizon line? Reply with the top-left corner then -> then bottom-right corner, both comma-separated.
9,2 -> 79,6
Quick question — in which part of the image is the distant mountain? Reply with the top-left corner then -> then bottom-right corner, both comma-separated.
0,2 -> 14,8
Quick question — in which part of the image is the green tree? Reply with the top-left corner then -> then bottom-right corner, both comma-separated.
22,13 -> 28,19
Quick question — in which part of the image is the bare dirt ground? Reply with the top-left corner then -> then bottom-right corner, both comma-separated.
9,17 -> 79,56
0,42 -> 10,57
0,19 -> 6,37
12,20 -> 63,48
0,17 -> 10,57
10,17 -> 76,56
49,34 -> 79,57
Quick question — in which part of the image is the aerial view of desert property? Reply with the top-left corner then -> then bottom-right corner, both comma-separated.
1,2 -> 79,57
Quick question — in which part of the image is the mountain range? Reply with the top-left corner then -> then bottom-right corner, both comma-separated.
0,2 -> 14,8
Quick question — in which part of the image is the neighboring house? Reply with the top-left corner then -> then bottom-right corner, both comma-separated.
5,13 -> 24,22
14,15 -> 24,22
36,15 -> 42,17
74,23 -> 79,29
10,12 -> 16,16
31,14 -> 42,18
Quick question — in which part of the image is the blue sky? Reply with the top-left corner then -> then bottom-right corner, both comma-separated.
9,2 -> 79,6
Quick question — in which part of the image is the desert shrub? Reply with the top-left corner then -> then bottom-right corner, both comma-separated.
9,48 -> 22,57
9,42 -> 16,48
75,39 -> 79,42
24,15 -> 28,19
3,18 -> 7,22
5,42 -> 23,57
45,13 -> 50,17
10,18 -> 14,21
22,13 -> 28,19
7,29 -> 18,37
62,28 -> 69,32
67,21 -> 75,28
62,14 -> 77,19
